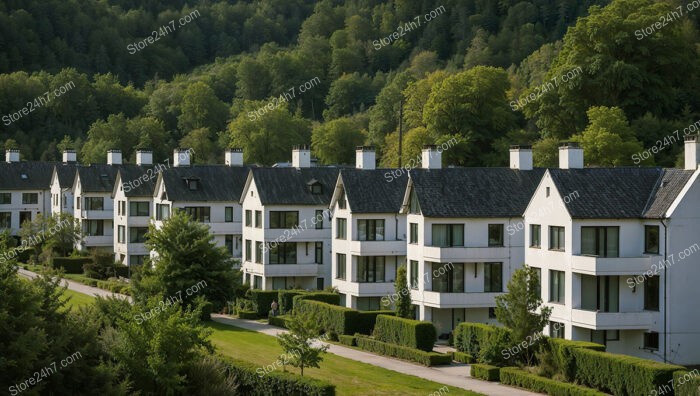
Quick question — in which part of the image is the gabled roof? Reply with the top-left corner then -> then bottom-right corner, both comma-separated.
74,164 -> 120,193
405,168 -> 545,218
53,163 -> 79,188
113,165 -> 159,197
245,167 -> 341,205
158,165 -> 250,202
548,168 -> 694,219
332,169 -> 408,213
0,161 -> 56,190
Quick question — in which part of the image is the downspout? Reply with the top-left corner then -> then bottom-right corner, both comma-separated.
661,218 -> 668,364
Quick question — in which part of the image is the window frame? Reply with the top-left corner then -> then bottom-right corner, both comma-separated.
336,218 -> 347,239
530,224 -> 541,248
484,262 -> 503,292
336,253 -> 346,280
0,193 -> 11,205
549,270 -> 565,304
21,193 -> 38,205
488,224 -> 504,247
357,219 -> 385,241
549,226 -> 565,251
269,211 -> 299,229
225,207 -> 234,222
129,201 -> 150,217
644,225 -> 660,254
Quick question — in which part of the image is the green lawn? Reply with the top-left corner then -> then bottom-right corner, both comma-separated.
61,288 -> 96,311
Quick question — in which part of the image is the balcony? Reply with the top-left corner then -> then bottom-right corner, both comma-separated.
571,255 -> 656,276
265,227 -> 330,243
208,221 -> 242,235
82,235 -> 113,247
421,246 -> 509,262
336,280 -> 395,296
246,262 -> 322,277
79,210 -> 113,220
571,309 -> 656,330
411,290 -> 499,308
348,239 -> 406,256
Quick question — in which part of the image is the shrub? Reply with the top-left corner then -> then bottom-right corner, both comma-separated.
373,315 -> 436,352
268,315 -> 289,328
544,338 -> 605,380
51,257 -> 92,274
471,364 -> 500,382
339,335 -> 356,346
356,310 -> 394,335
278,290 -> 306,314
477,326 -> 512,366
673,370 -> 700,396
246,289 -> 280,317
454,322 -> 500,355
222,357 -> 335,396
292,292 -> 340,307
294,300 -> 358,339
194,295 -> 213,321
355,336 -> 452,367
500,367 -> 606,396
238,310 -> 257,320
452,351 -> 474,364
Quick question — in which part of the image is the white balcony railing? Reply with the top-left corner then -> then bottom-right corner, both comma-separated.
411,290 -> 500,308
422,246 -> 509,262
348,240 -> 407,256
571,255 -> 656,276
571,309 -> 656,330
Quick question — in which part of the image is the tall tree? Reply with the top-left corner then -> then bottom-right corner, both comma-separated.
572,106 -> 646,166
393,264 -> 412,319
311,116 -> 366,165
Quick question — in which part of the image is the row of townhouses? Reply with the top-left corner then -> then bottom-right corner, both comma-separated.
1,140 -> 699,366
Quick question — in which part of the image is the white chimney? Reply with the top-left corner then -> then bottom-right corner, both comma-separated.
62,150 -> 77,163
5,149 -> 19,163
173,148 -> 191,167
356,146 -> 376,170
107,149 -> 122,165
559,142 -> 583,169
225,148 -> 244,166
510,145 -> 533,170
292,145 -> 311,168
684,135 -> 699,170
136,150 -> 153,166
421,145 -> 442,169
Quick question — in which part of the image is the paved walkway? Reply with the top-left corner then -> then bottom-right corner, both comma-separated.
17,268 -> 131,301
211,315 -> 539,396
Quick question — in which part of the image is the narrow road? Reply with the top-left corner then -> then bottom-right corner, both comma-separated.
17,268 -> 131,301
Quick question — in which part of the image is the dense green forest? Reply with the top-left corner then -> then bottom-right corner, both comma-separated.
1,0 -> 699,167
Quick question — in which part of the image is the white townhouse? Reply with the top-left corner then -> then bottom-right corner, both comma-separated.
72,151 -> 121,251
525,140 -> 700,366
112,150 -> 158,268
152,149 -> 248,265
0,150 -> 53,236
240,146 -> 337,291
329,146 -> 408,309
50,150 -> 79,216
402,145 -> 544,337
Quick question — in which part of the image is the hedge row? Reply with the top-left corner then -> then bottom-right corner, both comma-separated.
452,351 -> 474,364
293,292 -> 340,307
51,257 -> 92,274
453,322 -> 510,357
571,348 -> 685,396
339,335 -> 356,346
268,315 -> 289,328
672,370 -> 700,396
545,338 -> 606,381
294,300 -> 390,337
246,290 -> 279,317
238,310 -> 258,320
96,280 -> 130,295
278,290 -> 306,314
500,367 -> 606,396
357,310 -> 394,335
355,336 -> 452,367
471,364 -> 500,382
222,356 -> 335,396
373,315 -> 436,352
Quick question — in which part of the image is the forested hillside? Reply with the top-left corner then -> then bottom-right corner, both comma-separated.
1,0 -> 698,168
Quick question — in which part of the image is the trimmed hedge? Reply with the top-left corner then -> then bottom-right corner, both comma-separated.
246,289 -> 279,317
295,300 -> 358,338
356,310 -> 394,335
51,257 -> 92,274
222,357 -> 335,396
373,315 -> 436,352
96,280 -> 130,295
571,348 -> 686,396
355,335 -> 452,367
673,370 -> 700,396
471,364 -> 500,382
454,322 -> 502,356
278,290 -> 306,314
238,310 -> 258,319
268,315 -> 289,328
452,351 -> 474,364
292,292 -> 340,307
500,367 -> 606,396
546,338 -> 605,381
338,335 -> 356,346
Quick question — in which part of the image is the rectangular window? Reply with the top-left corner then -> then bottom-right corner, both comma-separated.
431,224 -> 464,247
245,210 -> 252,227
645,226 -> 660,254
225,235 -> 234,255
488,307 -> 497,319
643,332 -> 659,350
76,197 -> 80,209
314,242 -> 323,264
581,275 -> 619,312
336,218 -> 347,239
120,201 -> 126,216
0,212 -> 10,228
84,220 -> 104,236
530,224 -> 541,248
269,242 -> 296,264
357,297 -> 382,311
532,267 -> 542,298
117,225 -> 125,243
84,197 -> 104,210
550,321 -> 565,338
410,260 -> 419,289
22,193 -> 38,205
156,204 -> 170,220
549,226 -> 565,251
184,207 -> 211,222
272,277 -> 288,290
336,253 -> 346,280
581,226 -> 619,257
129,201 -> 150,217
549,270 -> 565,303
316,278 -> 324,291
488,224 -> 504,247
432,263 -> 464,293
0,193 -> 11,204
255,241 -> 262,263
130,255 -> 147,266
315,210 -> 324,229
245,240 -> 251,262
269,211 -> 299,229
338,190 -> 347,209
409,223 -> 418,244
19,211 -> 31,225
129,227 -> 148,243
484,262 -> 503,292
225,207 -> 234,222
357,256 -> 386,283
357,219 -> 385,241
644,275 -> 660,311
255,210 -> 262,228
253,275 -> 262,290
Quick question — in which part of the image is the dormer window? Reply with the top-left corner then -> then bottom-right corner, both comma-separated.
20,173 -> 28,179
185,178 -> 199,191
308,179 -> 322,194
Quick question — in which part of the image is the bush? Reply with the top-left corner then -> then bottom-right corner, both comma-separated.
452,351 -> 474,364
471,364 -> 500,382
246,289 -> 280,317
222,356 -> 335,396
545,338 -> 606,380
355,335 -> 452,367
356,310 -> 394,335
238,310 -> 257,320
454,322 -> 500,355
478,326 -> 513,366
51,257 -> 92,274
194,295 -> 213,321
500,367 -> 606,396
268,315 -> 289,328
338,335 -> 356,346
673,370 -> 700,396
294,300 -> 358,339
373,315 -> 436,352
571,348 -> 685,396
114,265 -> 130,278
292,292 -> 340,307
278,290 -> 306,314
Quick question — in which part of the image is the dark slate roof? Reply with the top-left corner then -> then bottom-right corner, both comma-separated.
116,165 -> 159,197
548,168 -> 694,219
408,168 -> 545,218
0,161 -> 55,190
251,167 -> 341,205
338,169 -> 408,213
161,165 -> 250,201
54,163 -> 79,188
75,164 -> 120,192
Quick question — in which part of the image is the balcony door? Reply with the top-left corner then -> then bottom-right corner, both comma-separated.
581,275 -> 619,312
581,227 -> 619,257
